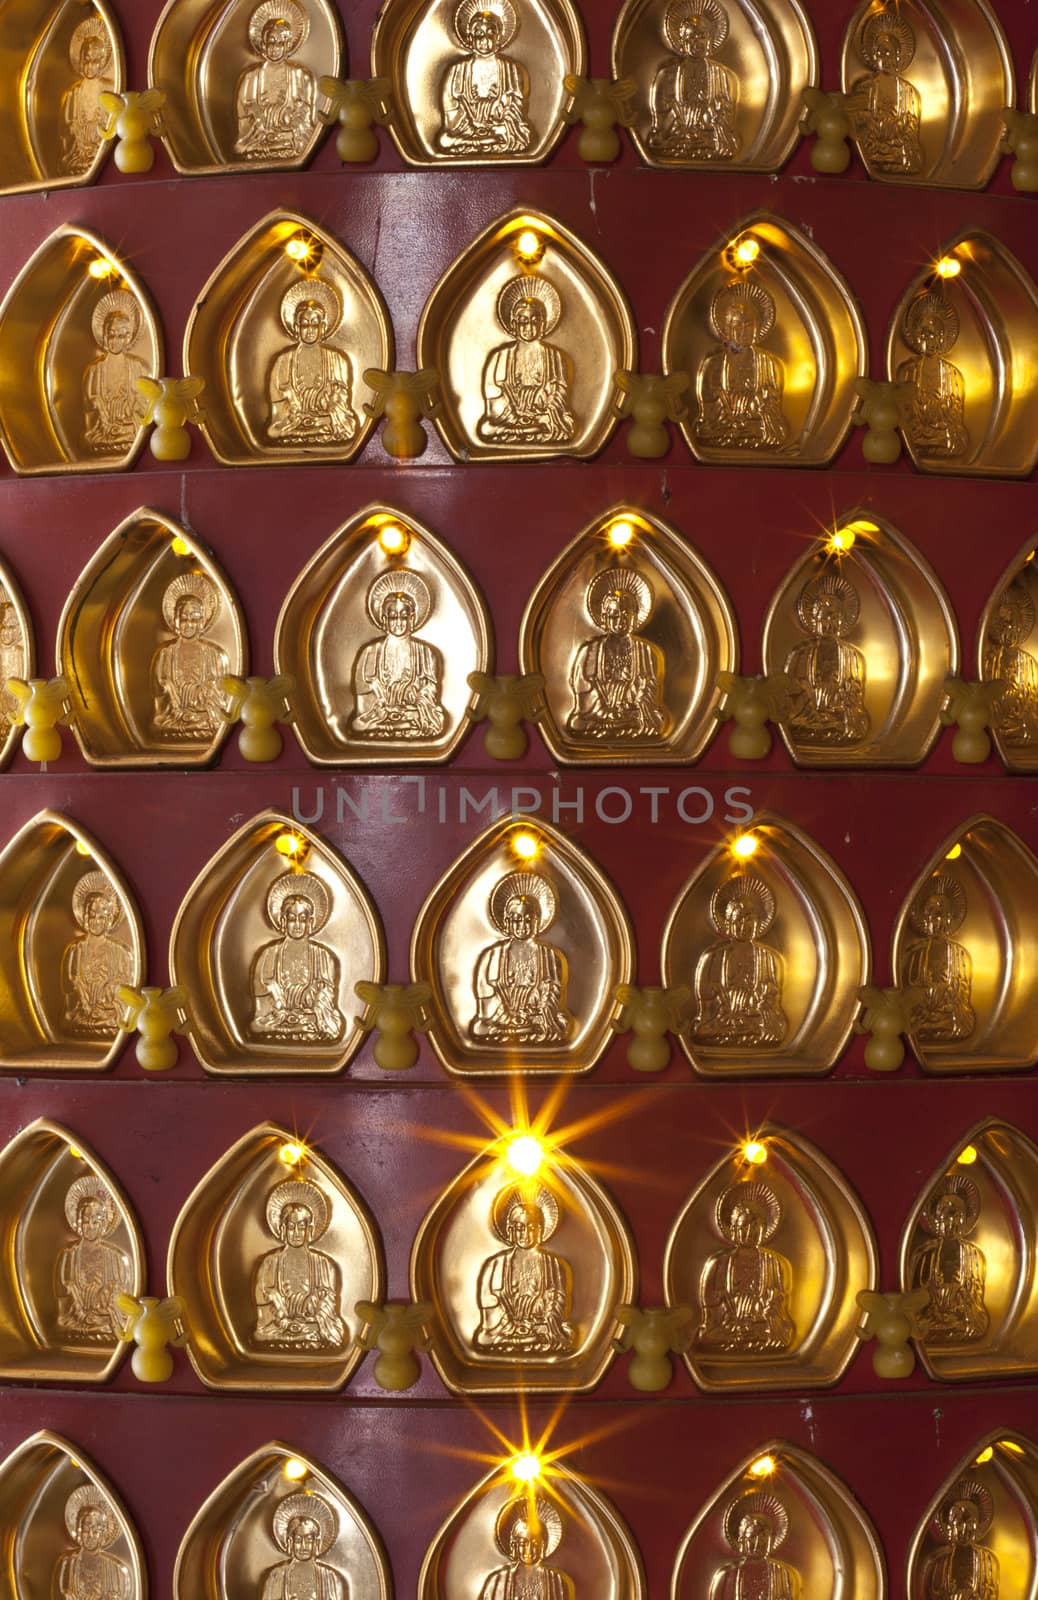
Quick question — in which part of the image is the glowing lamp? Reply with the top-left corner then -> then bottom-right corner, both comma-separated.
512,830 -> 539,861
515,229 -> 544,266
171,536 -> 193,557
275,832 -> 306,861
511,1453 -> 542,1484
936,257 -> 961,280
507,1135 -> 545,1178
827,528 -> 856,554
283,1458 -> 308,1480
88,256 -> 116,279
742,1141 -> 768,1166
279,1142 -> 305,1167
974,1447 -> 994,1465
285,234 -> 314,263
607,519 -> 635,549
730,236 -> 760,267
957,1145 -> 978,1166
732,833 -> 759,860
74,840 -> 93,857
945,843 -> 963,861
749,1455 -> 776,1478
377,523 -> 409,555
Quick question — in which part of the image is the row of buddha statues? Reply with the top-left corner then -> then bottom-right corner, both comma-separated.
4,0 -> 1033,192
2,212 -> 1037,476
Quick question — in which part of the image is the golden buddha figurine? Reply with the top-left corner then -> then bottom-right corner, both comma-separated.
62,871 -> 134,1037
896,293 -> 969,461
83,291 -> 149,454
848,7 -> 923,175
697,1181 -> 795,1354
479,1497 -> 574,1600
56,1175 -> 131,1341
471,871 -> 573,1044
151,573 -> 229,739
696,280 -> 788,451
57,1485 -> 131,1600
910,1175 -> 988,1345
261,1492 -> 346,1600
692,876 -> 787,1048
478,276 -> 575,446
984,580 -> 1038,747
235,0 -> 317,162
923,1478 -> 999,1600
250,870 -> 346,1043
268,278 -> 356,447
901,874 -> 975,1042
0,589 -> 25,735
438,0 -> 531,157
648,0 -> 739,162
60,16 -> 116,174
711,1491 -> 801,1600
474,1184 -> 574,1355
350,571 -> 446,740
784,571 -> 869,746
567,568 -> 665,740
253,1178 -> 346,1350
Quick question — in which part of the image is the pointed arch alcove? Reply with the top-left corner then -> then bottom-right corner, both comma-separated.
908,1432 -> 1038,1597
184,211 -> 393,466
518,503 -> 737,765
416,207 -> 636,462
978,535 -> 1038,773
661,212 -> 867,467
0,552 -> 35,771
169,809 -> 385,1075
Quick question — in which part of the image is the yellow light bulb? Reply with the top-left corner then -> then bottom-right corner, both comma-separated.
285,235 -> 313,262
957,1145 -> 978,1166
945,843 -> 963,861
171,536 -> 193,557
742,1141 -> 768,1166
515,229 -> 543,265
283,1458 -> 308,1480
74,840 -> 93,857
749,1455 -> 776,1478
378,523 -> 409,555
511,1453 -> 542,1484
279,1142 -> 305,1167
936,256 -> 961,279
730,237 -> 760,267
507,1135 -> 544,1178
732,833 -> 758,859
88,257 -> 115,279
512,830 -> 539,861
1002,1440 -> 1025,1454
607,519 -> 634,549
974,1447 -> 994,1464
827,528 -> 856,554
275,832 -> 306,860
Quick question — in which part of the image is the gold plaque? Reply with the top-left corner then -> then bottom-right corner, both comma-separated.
886,231 -> 1038,478
661,813 -> 870,1077
0,0 -> 124,198
0,1431 -> 146,1600
661,211 -> 867,468
518,503 -> 737,766
184,210 -> 393,467
416,207 -> 636,463
0,1119 -> 143,1383
371,0 -> 586,166
410,815 -> 634,1076
908,1432 -> 1038,1598
761,510 -> 958,768
275,503 -> 492,765
0,552 -> 35,771
175,1442 -> 391,1600
840,0 -> 1013,189
892,815 -> 1038,1075
169,809 -> 385,1075
900,1118 -> 1038,1381
58,505 -> 247,769
168,1123 -> 384,1391
0,809 -> 145,1072
0,225 -> 162,477
672,1443 -> 884,1600
978,536 -> 1038,773
611,0 -> 816,172
663,1125 -> 876,1392
149,0 -> 343,175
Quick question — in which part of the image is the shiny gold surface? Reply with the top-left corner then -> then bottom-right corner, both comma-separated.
149,0 -> 343,174
184,210 -> 393,467
612,0 -> 816,172
663,1124 -> 876,1392
978,537 -> 1038,773
416,207 -> 636,463
886,231 -> 1038,478
518,503 -> 737,766
761,510 -> 958,768
0,224 -> 162,477
0,1430 -> 145,1600
908,1432 -> 1038,1598
0,809 -> 145,1072
900,1120 -> 1038,1380
840,0 -> 1013,189
57,505 -> 247,769
0,1119 -> 142,1382
168,1123 -> 384,1391
275,503 -> 492,766
661,211 -> 866,467
175,1442 -> 391,1600
169,809 -> 385,1075
661,813 -> 870,1077
371,0 -> 585,166
672,1442 -> 884,1600
0,553 -> 35,771
410,815 -> 635,1075
892,815 -> 1038,1074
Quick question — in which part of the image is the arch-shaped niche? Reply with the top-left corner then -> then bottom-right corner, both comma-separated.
421,1464 -> 643,1600
416,207 -> 636,463
892,816 -> 1038,1074
58,506 -> 246,768
840,0 -> 1012,189
168,1123 -> 384,1391
900,1119 -> 1038,1381
149,0 -> 343,175
672,1443 -> 884,1600
371,0 -> 585,166
0,226 -> 162,476
518,503 -> 737,765
761,510 -> 958,767
662,212 -> 866,467
0,1431 -> 145,1600
410,815 -> 634,1075
886,232 -> 1038,478
664,1124 -> 876,1392
0,810 -> 144,1071
661,813 -> 869,1076
908,1432 -> 1038,1597
0,1119 -> 143,1382
169,809 -> 384,1075
612,0 -> 816,172
275,503 -> 491,765
184,211 -> 393,467
978,536 -> 1038,773
175,1443 -> 391,1600
0,552 -> 35,771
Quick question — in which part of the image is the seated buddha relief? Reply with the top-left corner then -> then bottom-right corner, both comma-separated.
697,1181 -> 795,1354
783,571 -> 869,747
60,17 -> 116,176
235,0 -> 317,163
56,1175 -> 132,1342
350,571 -> 446,740
261,1491 -> 347,1600
696,278 -> 788,452
711,1490 -> 801,1600
692,875 -> 787,1049
268,278 -> 356,447
62,870 -> 134,1036
151,573 -> 229,739
479,1497 -> 574,1600
922,1478 -> 999,1600
984,580 -> 1038,747
901,874 -> 975,1043
567,568 -> 665,741
253,1177 -> 346,1351
438,0 -> 531,157
250,870 -> 346,1044
471,871 -> 573,1045
478,275 -> 575,446
847,6 -> 923,175
909,1174 -> 988,1345
896,292 -> 968,462
474,1183 -> 574,1356
648,0 -> 739,162
83,291 -> 149,454
58,1484 -> 131,1600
